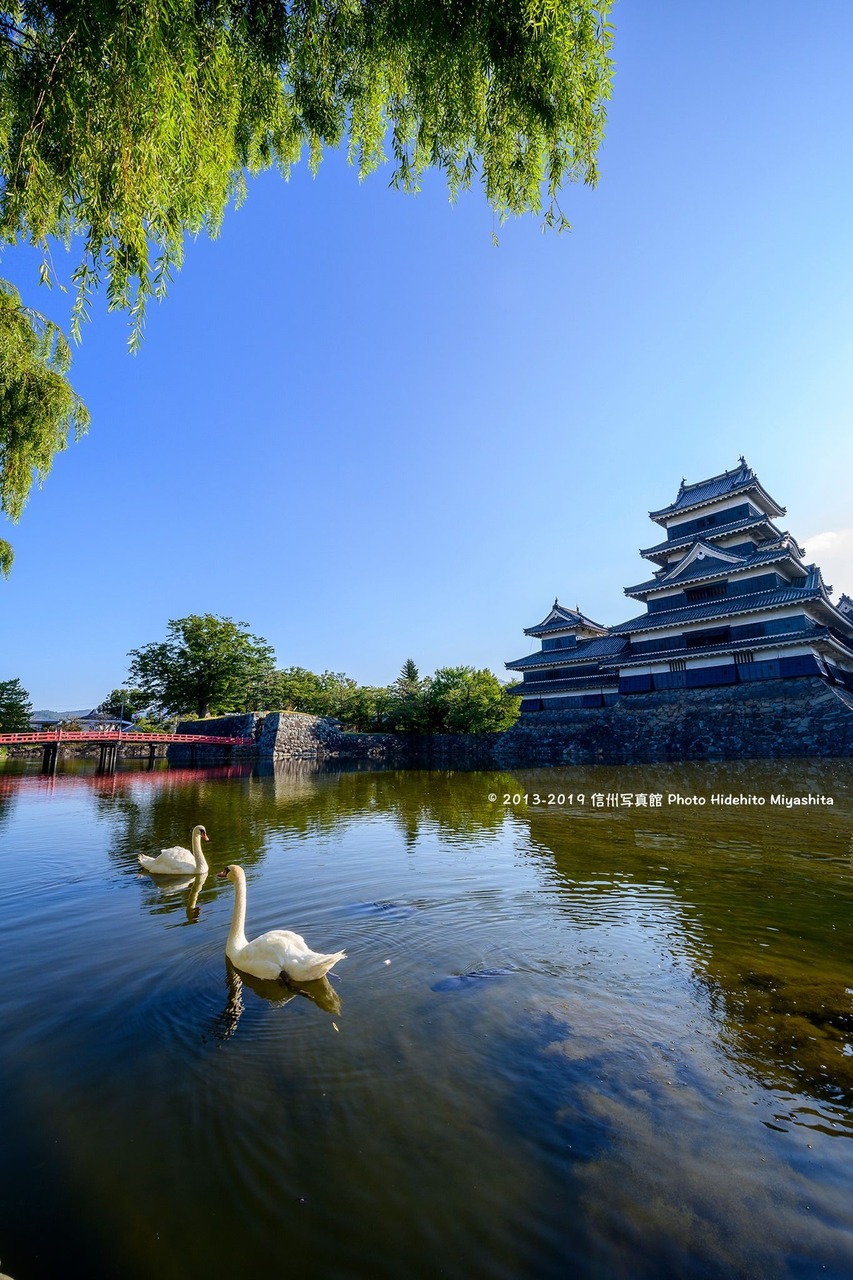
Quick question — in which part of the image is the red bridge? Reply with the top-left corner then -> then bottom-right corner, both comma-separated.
0,730 -> 254,773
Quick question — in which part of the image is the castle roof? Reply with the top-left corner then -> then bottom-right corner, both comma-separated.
609,573 -> 827,636
523,602 -> 609,637
639,512 -> 788,562
612,628 -> 853,672
505,463 -> 853,715
624,540 -> 808,599
649,459 -> 785,526
506,634 -> 627,671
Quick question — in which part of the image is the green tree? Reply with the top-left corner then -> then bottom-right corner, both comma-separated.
313,671 -> 357,719
96,687 -> 171,731
128,614 -> 276,719
0,2 -> 613,567
272,666 -> 330,715
271,666 -> 360,718
339,683 -> 394,732
424,666 -> 519,733
97,687 -> 149,721
388,657 -> 429,731
0,676 -> 32,730
0,281 -> 89,573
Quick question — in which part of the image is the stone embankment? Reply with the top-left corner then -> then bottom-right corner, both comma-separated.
164,678 -> 853,770
168,711 -> 499,768
494,679 -> 853,766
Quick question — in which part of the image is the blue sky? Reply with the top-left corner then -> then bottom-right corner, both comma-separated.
4,3 -> 853,707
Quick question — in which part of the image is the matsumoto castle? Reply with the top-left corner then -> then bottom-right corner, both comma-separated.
507,460 -> 853,713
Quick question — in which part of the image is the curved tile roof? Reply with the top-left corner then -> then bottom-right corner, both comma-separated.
648,460 -> 785,525
609,581 -> 824,636
640,512 -> 784,560
624,544 -> 808,598
524,603 -> 608,636
506,635 -> 627,670
609,627 -> 828,669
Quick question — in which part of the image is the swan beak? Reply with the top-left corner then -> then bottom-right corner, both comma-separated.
202,833 -> 210,841
216,868 -> 228,879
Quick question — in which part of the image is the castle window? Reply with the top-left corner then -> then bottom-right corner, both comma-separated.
542,635 -> 576,651
685,581 -> 727,603
685,627 -> 729,649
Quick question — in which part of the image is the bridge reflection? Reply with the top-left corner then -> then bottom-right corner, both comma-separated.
0,730 -> 253,775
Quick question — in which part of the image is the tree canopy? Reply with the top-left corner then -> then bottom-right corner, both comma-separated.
267,658 -> 519,733
390,657 -> 429,731
128,614 -> 276,718
0,1 -> 613,570
272,666 -> 356,717
0,675 -> 31,730
97,686 -> 149,721
424,666 -> 519,733
0,280 -> 89,573
121,617 -> 520,732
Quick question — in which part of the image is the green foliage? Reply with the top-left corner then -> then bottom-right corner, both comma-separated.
271,666 -> 352,717
0,2 -> 612,567
0,675 -> 31,730
96,686 -> 149,721
0,280 -> 89,572
424,666 -> 520,733
390,656 -> 429,731
128,614 -> 276,719
132,712 -> 173,733
339,683 -> 395,732
0,1 -> 613,339
268,667 -> 394,730
123,620 -> 519,733
268,658 -> 519,734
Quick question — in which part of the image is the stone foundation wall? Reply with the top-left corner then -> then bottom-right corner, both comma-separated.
257,712 -> 499,768
165,679 -> 853,771
494,678 -> 853,767
167,711 -> 499,769
166,713 -> 258,763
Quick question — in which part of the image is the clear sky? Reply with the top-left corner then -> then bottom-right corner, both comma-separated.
4,3 -> 853,708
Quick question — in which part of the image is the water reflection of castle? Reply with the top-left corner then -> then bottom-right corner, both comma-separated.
507,460 -> 853,711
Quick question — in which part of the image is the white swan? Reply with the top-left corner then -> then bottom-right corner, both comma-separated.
138,824 -> 209,876
217,864 -> 346,982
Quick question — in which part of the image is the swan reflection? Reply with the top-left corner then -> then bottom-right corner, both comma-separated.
141,871 -> 207,923
212,958 -> 342,1041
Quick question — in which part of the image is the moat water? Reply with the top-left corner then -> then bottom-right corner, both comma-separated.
0,757 -> 852,1279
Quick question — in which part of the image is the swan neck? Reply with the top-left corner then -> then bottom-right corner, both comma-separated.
227,873 -> 248,953
191,829 -> 208,873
